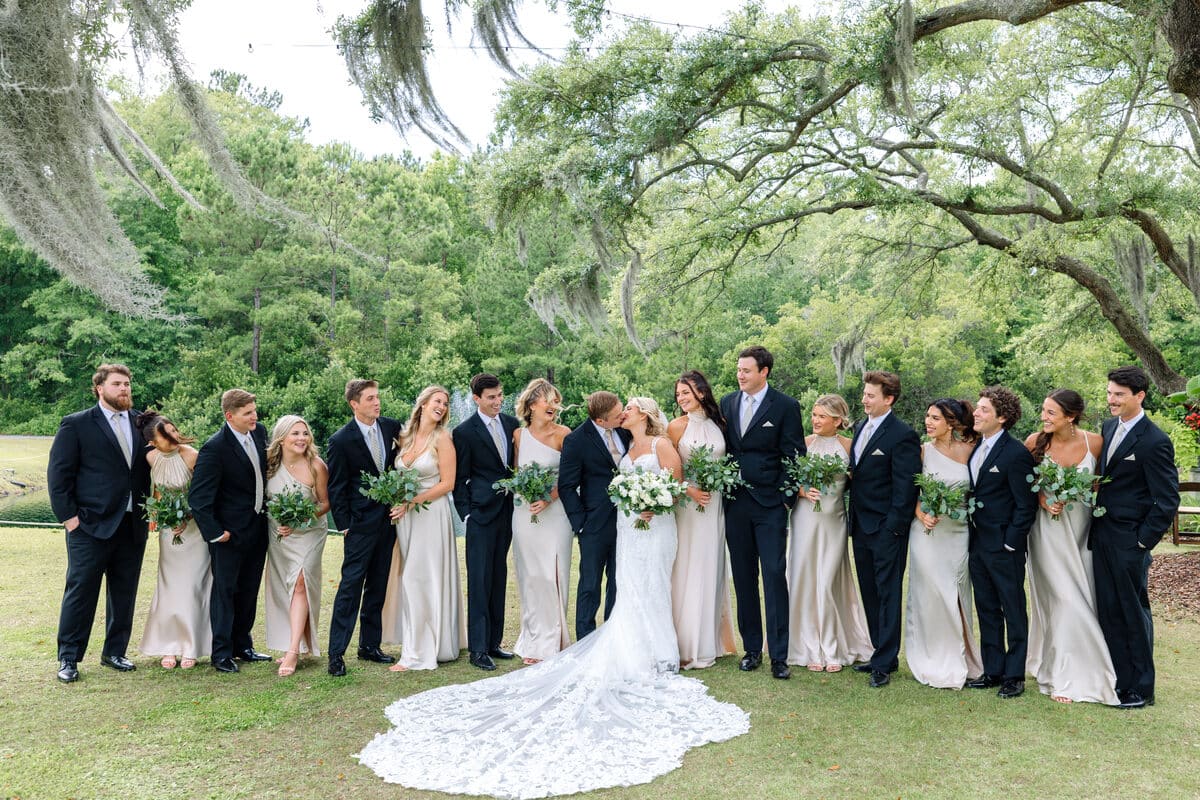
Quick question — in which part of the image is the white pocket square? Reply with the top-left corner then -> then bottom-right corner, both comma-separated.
988,465 -> 1000,473
871,448 -> 885,456
1123,453 -> 1136,461
761,421 -> 774,428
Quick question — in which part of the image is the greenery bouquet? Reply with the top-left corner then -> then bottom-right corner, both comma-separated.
682,444 -> 746,512
1027,461 -> 1108,521
143,487 -> 191,545
914,474 -> 979,530
607,467 -> 688,530
360,467 -> 429,514
782,453 -> 847,512
493,462 -> 558,524
266,487 -> 319,540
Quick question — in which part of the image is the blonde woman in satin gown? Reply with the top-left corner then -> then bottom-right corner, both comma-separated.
786,394 -> 872,672
1023,390 -> 1118,705
666,371 -> 735,669
264,415 -> 330,677
510,378 -> 574,665
906,399 -> 984,689
137,412 -> 212,669
387,385 -> 464,671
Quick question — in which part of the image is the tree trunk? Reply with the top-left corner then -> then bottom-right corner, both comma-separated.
251,286 -> 261,375
329,265 -> 337,342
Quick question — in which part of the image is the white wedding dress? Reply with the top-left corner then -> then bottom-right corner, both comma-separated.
356,445 -> 750,798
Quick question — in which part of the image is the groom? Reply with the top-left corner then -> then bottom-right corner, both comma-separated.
720,346 -> 804,680
559,391 -> 631,640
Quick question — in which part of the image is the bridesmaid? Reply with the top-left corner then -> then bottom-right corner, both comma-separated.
388,385 -> 464,671
1023,390 -> 1118,704
264,415 -> 330,677
666,370 -> 736,669
905,399 -> 983,689
786,394 -> 872,672
511,378 -> 574,665
137,412 -> 212,670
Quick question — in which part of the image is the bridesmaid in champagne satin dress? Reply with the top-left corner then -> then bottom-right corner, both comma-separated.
666,371 -> 736,669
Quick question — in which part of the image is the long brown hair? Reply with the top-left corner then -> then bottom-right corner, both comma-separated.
676,371 -> 726,430
1030,389 -> 1084,463
266,415 -> 319,479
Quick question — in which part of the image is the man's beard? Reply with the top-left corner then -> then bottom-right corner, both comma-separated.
100,388 -> 132,411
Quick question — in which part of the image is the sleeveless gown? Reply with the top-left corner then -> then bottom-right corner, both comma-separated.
512,430 -> 573,661
356,446 -> 749,798
1026,446 -> 1119,704
905,443 -> 983,688
264,467 -> 327,655
138,449 -> 213,660
672,412 -> 736,668
786,435 -> 873,667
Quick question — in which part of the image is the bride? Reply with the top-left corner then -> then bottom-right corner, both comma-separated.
357,396 -> 750,798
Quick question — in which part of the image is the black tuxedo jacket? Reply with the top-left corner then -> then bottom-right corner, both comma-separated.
558,421 -> 633,536
326,416 -> 401,534
967,431 -> 1037,554
453,412 -> 520,527
48,405 -> 151,540
189,422 -> 269,548
1092,415 -> 1179,550
847,412 -> 921,536
719,386 -> 805,508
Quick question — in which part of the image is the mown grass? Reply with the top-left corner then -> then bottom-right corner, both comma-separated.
0,434 -> 52,494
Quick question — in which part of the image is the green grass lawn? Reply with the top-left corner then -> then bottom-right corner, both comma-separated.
2,525 -> 1199,800
0,435 -> 52,494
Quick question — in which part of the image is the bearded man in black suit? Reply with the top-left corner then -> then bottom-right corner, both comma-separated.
48,363 -> 151,683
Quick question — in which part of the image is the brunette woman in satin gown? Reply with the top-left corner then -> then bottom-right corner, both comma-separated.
511,378 -> 574,665
264,415 -> 330,677
137,412 -> 212,669
1023,390 -> 1118,705
666,371 -> 736,669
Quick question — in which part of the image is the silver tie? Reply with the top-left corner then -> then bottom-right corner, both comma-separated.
971,443 -> 991,483
368,425 -> 385,472
740,396 -> 756,436
604,428 -> 621,464
1106,423 -> 1127,466
490,419 -> 508,467
854,422 -> 875,463
243,435 -> 264,513
110,412 -> 132,467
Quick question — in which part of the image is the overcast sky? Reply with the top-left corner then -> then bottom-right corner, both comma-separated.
141,0 -> 802,160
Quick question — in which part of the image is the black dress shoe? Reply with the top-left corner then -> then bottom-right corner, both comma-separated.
1117,691 -> 1154,709
738,652 -> 762,672
100,654 -> 136,672
965,675 -> 1000,689
998,679 -> 1025,699
213,657 -> 240,673
469,651 -> 497,671
327,655 -> 347,677
770,660 -> 791,680
235,648 -> 271,662
357,646 -> 396,664
869,669 -> 891,688
488,647 -> 515,660
852,663 -> 873,673
57,660 -> 79,683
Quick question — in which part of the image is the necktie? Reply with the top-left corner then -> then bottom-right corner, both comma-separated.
740,395 -> 756,436
971,442 -> 991,483
490,418 -> 508,466
1106,423 -> 1127,466
368,425 -> 385,472
110,412 -> 132,467
243,435 -> 264,513
604,428 -> 621,464
854,421 -> 875,463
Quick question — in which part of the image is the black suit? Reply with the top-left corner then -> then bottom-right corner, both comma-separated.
720,386 -> 805,661
453,412 -> 520,653
847,411 -> 921,673
189,422 -> 270,662
1091,414 -> 1178,699
48,405 -> 151,662
325,416 -> 401,658
558,421 -> 632,639
966,431 -> 1037,681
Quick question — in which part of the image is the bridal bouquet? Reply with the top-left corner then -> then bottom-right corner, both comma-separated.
682,444 -> 746,512
607,468 -> 688,530
266,487 -> 319,540
143,487 -> 191,545
782,453 -> 847,512
1026,461 -> 1108,521
360,467 -> 429,514
914,474 -> 980,529
493,462 -> 558,524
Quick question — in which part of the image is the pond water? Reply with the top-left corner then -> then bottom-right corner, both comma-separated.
0,490 -> 57,526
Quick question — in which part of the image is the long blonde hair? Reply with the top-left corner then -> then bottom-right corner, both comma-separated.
397,385 -> 450,456
627,396 -> 667,437
266,415 -> 319,478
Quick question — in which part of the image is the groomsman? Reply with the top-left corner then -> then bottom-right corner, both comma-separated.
720,346 -> 804,680
965,385 -> 1037,699
559,390 -> 631,640
325,379 -> 401,676
1092,366 -> 1178,709
453,373 -> 519,670
847,370 -> 921,688
189,389 -> 271,673
48,364 -> 151,682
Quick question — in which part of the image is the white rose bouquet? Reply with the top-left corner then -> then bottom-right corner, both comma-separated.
607,467 -> 688,531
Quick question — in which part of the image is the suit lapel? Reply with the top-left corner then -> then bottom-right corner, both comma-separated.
585,421 -> 613,462
353,421 -> 381,475
471,414 -> 505,469
979,432 -> 1007,476
1107,417 -> 1144,468
91,406 -> 130,468
745,389 -> 774,434
863,413 -> 892,455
